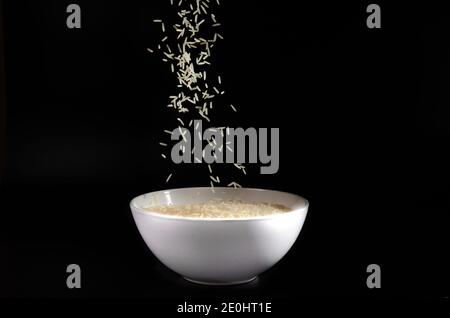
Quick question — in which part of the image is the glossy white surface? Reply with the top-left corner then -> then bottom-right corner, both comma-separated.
130,187 -> 309,285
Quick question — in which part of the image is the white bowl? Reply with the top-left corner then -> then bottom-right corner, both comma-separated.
130,187 -> 309,285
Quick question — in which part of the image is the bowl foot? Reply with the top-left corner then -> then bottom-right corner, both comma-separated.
183,276 -> 257,286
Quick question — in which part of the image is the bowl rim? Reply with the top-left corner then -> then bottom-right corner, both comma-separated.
129,187 -> 309,222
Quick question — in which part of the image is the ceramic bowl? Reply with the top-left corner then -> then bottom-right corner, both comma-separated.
130,187 -> 308,285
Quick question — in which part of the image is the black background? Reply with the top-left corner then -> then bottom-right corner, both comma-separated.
0,0 -> 448,308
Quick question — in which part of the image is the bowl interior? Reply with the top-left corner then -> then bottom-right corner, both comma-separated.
131,187 -> 308,219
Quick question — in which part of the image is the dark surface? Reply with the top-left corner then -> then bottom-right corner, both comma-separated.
0,0 -> 448,307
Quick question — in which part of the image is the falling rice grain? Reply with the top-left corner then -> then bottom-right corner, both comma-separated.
177,118 -> 184,126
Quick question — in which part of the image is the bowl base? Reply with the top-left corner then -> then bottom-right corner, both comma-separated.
183,276 -> 257,286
